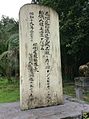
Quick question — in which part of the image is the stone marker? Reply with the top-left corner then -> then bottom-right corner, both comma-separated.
75,77 -> 89,99
19,4 -> 63,110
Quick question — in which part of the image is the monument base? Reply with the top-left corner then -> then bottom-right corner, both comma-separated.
1,96 -> 89,119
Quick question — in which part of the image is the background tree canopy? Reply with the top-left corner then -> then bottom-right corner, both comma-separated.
0,16 -> 19,80
0,0 -> 89,81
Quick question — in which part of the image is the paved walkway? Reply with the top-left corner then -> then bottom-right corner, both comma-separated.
0,96 -> 89,119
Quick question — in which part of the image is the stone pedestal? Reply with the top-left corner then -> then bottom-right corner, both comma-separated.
75,77 -> 89,99
19,4 -> 63,110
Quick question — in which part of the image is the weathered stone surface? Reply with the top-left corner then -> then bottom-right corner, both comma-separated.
75,77 -> 89,87
0,96 -> 89,119
19,4 -> 63,110
79,62 -> 89,77
75,77 -> 89,99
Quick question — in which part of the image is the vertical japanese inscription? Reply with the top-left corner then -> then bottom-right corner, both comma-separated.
38,10 -> 45,50
38,10 -> 51,102
28,12 -> 39,102
33,43 -> 39,72
28,53 -> 34,101
28,12 -> 34,101
45,11 -> 51,102
29,12 -> 34,41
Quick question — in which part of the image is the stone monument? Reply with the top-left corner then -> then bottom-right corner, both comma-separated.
19,4 -> 63,110
75,62 -> 89,99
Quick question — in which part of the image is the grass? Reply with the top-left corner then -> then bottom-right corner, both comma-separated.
0,77 -> 89,103
63,82 -> 76,97
0,77 -> 19,103
83,91 -> 89,102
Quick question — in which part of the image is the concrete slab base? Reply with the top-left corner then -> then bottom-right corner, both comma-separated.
0,96 -> 89,119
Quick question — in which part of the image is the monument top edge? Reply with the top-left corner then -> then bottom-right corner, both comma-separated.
19,3 -> 58,15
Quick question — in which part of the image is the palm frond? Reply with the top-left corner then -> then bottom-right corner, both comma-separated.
0,51 -> 11,60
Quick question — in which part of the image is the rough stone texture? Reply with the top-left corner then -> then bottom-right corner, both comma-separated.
79,62 -> 89,77
75,77 -> 89,99
0,96 -> 89,119
19,4 -> 63,110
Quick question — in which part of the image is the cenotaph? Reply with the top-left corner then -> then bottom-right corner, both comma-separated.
19,4 -> 63,110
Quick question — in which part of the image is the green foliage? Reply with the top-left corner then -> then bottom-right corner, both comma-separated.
83,112 -> 89,119
0,16 -> 19,79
